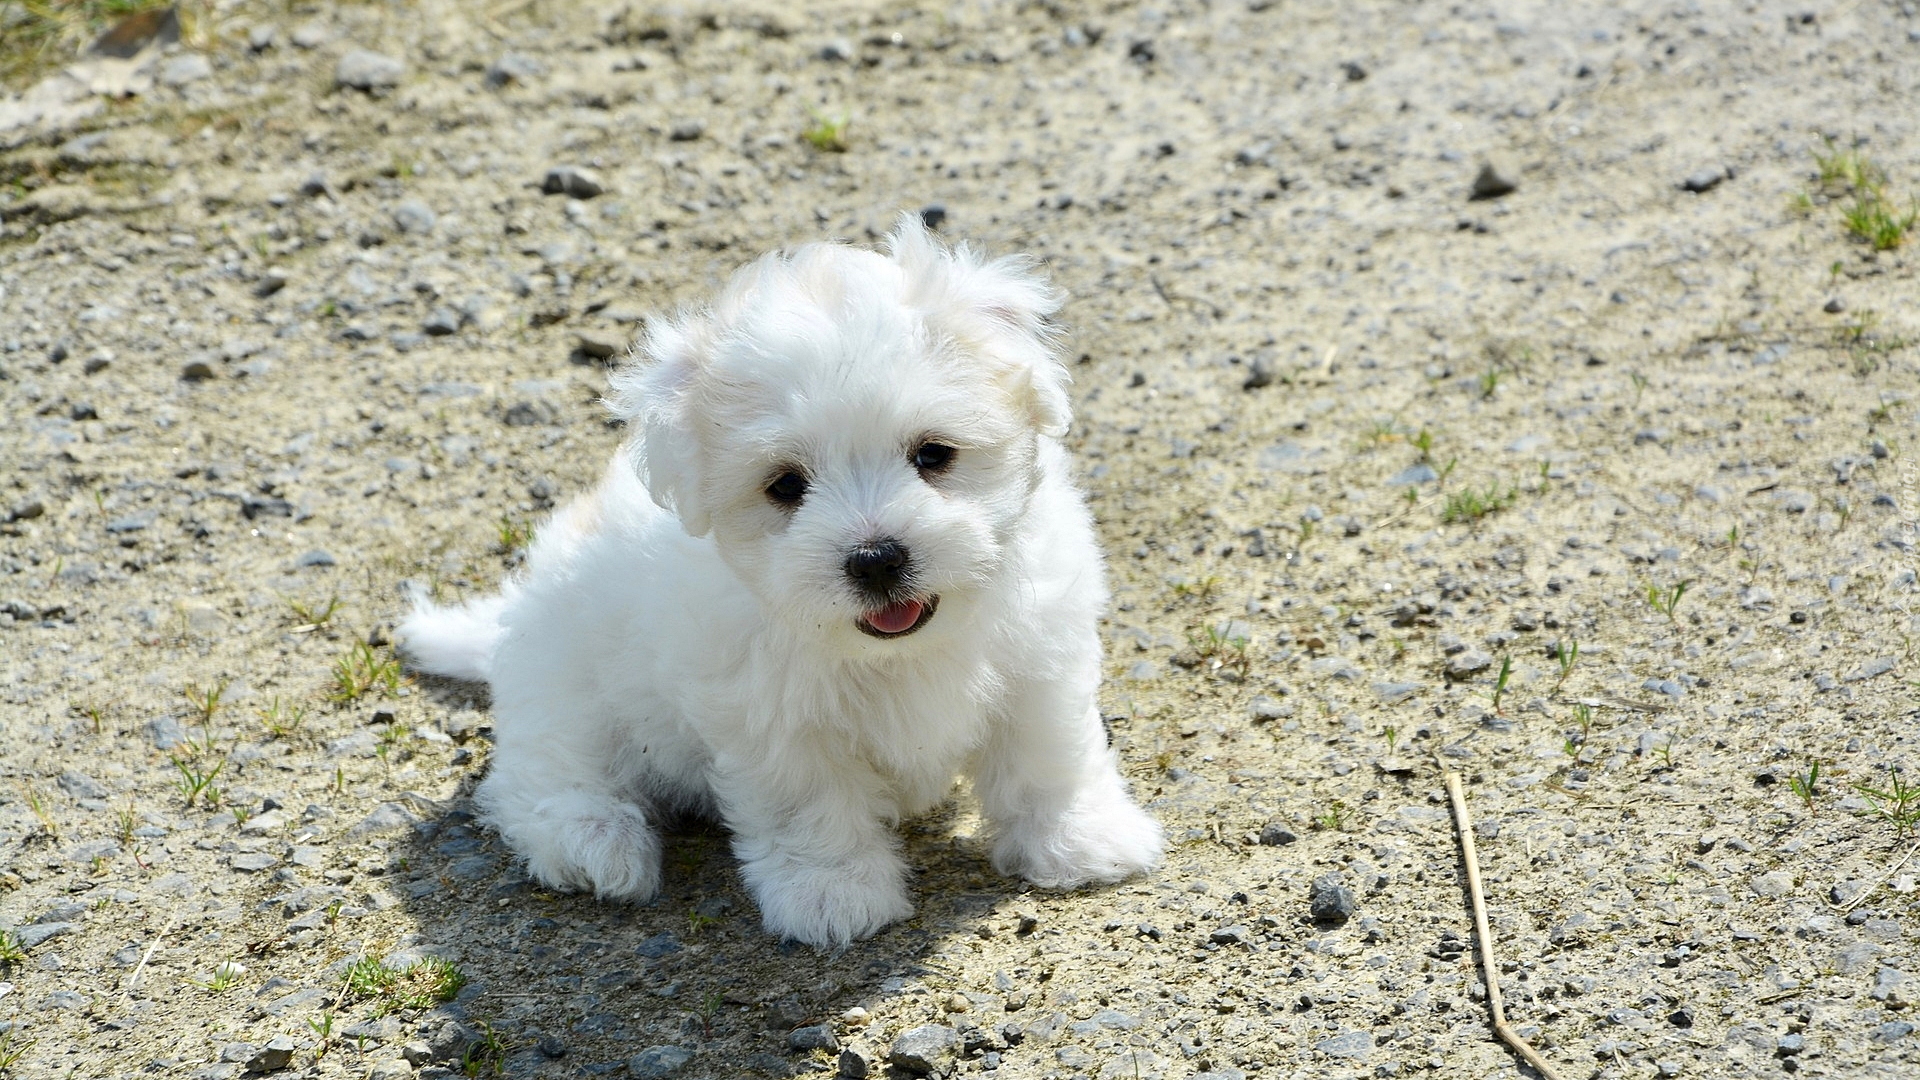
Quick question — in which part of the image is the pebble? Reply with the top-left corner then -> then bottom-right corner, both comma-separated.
16,922 -> 74,949
787,1024 -> 839,1052
1259,823 -> 1298,846
364,1060 -> 409,1080
160,54 -> 213,88
1241,353 -> 1274,389
424,308 -> 462,336
295,549 -> 336,568
231,853 -> 280,873
837,1049 -> 869,1078
57,770 -> 109,800
290,22 -> 329,48
246,1036 -> 296,1074
393,199 -> 436,234
669,119 -> 707,141
485,53 -> 546,87
1386,463 -> 1438,486
1310,873 -> 1357,922
543,166 -> 606,198
1445,650 -> 1492,678
336,49 -> 407,92
1469,157 -> 1518,200
628,1045 -> 694,1078
1315,1030 -> 1373,1060
889,1025 -> 958,1076
1682,166 -> 1728,193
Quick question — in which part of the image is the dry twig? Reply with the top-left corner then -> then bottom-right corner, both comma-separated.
1838,841 -> 1920,914
1446,772 -> 1567,1080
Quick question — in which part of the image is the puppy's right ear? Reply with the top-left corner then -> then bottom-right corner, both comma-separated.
609,317 -> 712,537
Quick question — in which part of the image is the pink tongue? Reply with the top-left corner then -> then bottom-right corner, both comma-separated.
865,599 -> 924,634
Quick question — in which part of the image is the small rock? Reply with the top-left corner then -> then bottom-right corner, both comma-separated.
919,204 -> 947,230
16,922 -> 75,949
1681,167 -> 1727,193
255,268 -> 289,297
668,119 -> 706,141
365,1061 -> 409,1080
485,53 -> 546,87
182,360 -> 216,381
290,22 -> 329,49
1315,1030 -> 1373,1061
231,853 -> 280,873
542,166 -> 606,199
1470,157 -> 1518,200
1386,463 -> 1439,487
160,53 -> 213,88
1446,650 -> 1493,679
295,549 -> 336,568
1750,871 -> 1794,898
1824,297 -> 1846,314
57,770 -> 109,800
423,308 -> 461,336
889,1025 -> 958,1076
836,1050 -> 869,1078
245,1035 -> 296,1073
1209,925 -> 1253,947
1259,823 -> 1298,846
336,49 -> 406,92
393,199 -> 436,234
1242,353 -> 1275,390
629,1045 -> 694,1078
503,400 -> 558,427
1310,873 -> 1357,922
788,1024 -> 839,1052
248,24 -> 278,51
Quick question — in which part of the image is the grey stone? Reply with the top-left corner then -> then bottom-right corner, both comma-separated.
57,770 -> 109,800
245,1035 -> 295,1073
889,1025 -> 958,1075
17,922 -> 75,949
503,400 -> 558,427
635,931 -> 681,958
836,1049 -> 869,1077
290,22 -> 329,49
161,54 -> 213,88
393,199 -> 436,234
423,308 -> 461,336
1446,650 -> 1493,678
1872,1021 -> 1914,1043
1872,966 -> 1905,1001
1846,657 -> 1895,682
1310,873 -> 1357,922
1209,925 -> 1253,947
248,25 -> 277,51
1749,871 -> 1794,898
295,549 -> 335,568
1386,463 -> 1438,486
542,166 -> 606,198
1470,158 -> 1518,200
426,1018 -> 478,1061
1316,1030 -> 1373,1060
669,119 -> 706,141
485,53 -> 546,87
788,1024 -> 839,1052
231,853 -> 280,873
337,49 -> 406,91
1259,823 -> 1297,846
1682,167 -> 1727,193
628,1045 -> 694,1078
348,802 -> 423,837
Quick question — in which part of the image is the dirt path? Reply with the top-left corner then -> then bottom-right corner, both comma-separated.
2,1 -> 1917,1077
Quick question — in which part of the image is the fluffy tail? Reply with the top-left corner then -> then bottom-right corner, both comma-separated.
398,591 -> 510,683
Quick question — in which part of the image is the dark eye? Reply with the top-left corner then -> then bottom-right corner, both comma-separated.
912,441 -> 955,474
766,471 -> 809,506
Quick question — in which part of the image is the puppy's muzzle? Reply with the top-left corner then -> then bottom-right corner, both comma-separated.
844,538 -> 911,601
846,539 -> 938,638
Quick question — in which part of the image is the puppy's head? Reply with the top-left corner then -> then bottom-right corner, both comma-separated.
611,216 -> 1069,654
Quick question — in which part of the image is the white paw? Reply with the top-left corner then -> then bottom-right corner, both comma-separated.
741,848 -> 912,947
993,790 -> 1163,889
498,794 -> 663,901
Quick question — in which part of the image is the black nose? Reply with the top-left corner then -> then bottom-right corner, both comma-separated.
844,539 -> 910,596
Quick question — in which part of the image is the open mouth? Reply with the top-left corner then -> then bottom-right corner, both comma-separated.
857,595 -> 939,639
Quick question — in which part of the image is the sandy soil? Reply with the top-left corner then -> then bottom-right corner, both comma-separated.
2,1 -> 1918,1078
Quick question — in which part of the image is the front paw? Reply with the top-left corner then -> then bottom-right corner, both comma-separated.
741,849 -> 912,947
993,791 -> 1163,889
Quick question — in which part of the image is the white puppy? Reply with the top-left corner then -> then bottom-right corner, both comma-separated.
401,218 -> 1162,946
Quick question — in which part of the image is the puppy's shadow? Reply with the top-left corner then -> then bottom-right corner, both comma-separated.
385,725 -> 1027,1075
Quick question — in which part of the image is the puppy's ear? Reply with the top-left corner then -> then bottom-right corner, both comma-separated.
609,317 -> 713,537
888,214 -> 1073,438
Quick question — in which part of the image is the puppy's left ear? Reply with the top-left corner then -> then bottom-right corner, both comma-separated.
889,214 -> 1073,438
609,317 -> 713,537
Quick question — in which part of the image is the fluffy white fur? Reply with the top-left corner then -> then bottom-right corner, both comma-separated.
400,218 -> 1162,947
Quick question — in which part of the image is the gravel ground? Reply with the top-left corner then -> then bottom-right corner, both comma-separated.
2,1 -> 1919,1078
